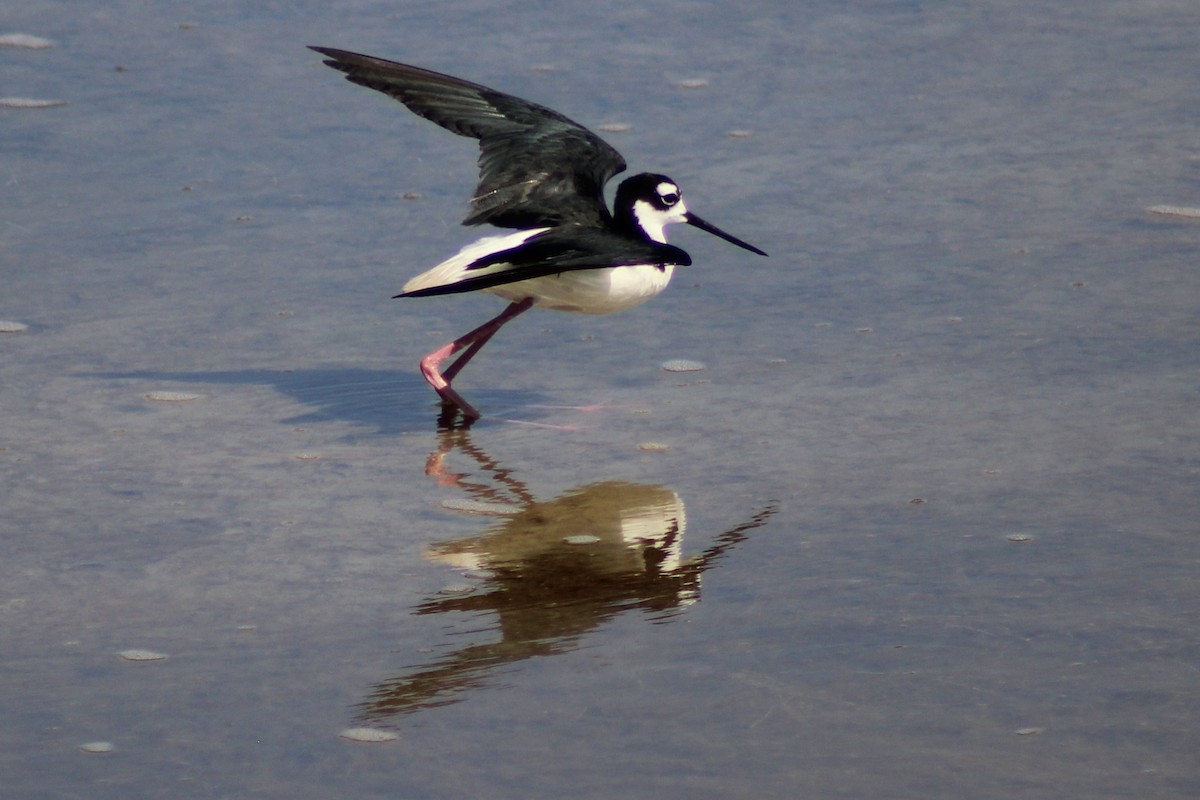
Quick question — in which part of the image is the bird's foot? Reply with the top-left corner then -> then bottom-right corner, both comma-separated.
433,392 -> 481,428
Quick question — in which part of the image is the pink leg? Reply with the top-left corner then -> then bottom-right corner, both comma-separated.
419,298 -> 534,419
441,323 -> 501,382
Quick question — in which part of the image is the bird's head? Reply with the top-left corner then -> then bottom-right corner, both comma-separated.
615,173 -> 766,256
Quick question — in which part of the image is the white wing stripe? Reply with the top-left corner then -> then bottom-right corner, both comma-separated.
401,227 -> 552,294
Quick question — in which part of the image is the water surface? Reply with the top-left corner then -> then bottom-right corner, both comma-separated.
2,1 -> 1198,797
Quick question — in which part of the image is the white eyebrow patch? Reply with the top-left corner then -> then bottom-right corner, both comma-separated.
656,181 -> 680,197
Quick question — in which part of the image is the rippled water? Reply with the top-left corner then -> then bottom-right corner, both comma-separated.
3,1 -> 1198,798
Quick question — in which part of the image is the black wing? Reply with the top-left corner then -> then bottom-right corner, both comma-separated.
395,228 -> 692,298
310,47 -> 627,229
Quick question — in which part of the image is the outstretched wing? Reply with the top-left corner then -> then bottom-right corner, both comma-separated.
396,227 -> 692,298
310,47 -> 627,229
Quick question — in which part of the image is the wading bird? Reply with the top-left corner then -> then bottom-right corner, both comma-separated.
311,47 -> 767,420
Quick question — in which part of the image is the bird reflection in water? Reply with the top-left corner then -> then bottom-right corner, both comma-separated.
357,430 -> 776,721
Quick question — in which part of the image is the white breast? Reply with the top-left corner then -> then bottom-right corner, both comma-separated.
402,228 -> 676,315
487,263 -> 675,314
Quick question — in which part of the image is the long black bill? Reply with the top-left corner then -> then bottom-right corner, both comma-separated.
685,212 -> 768,256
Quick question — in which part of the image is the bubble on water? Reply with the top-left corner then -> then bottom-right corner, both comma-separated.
0,320 -> 30,333
79,741 -> 115,754
563,534 -> 601,545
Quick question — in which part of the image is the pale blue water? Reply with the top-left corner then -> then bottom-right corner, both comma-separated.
2,1 -> 1198,797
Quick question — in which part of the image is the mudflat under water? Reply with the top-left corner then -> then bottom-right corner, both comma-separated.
2,1 -> 1198,798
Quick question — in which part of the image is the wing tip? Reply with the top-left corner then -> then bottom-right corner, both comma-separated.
308,44 -> 340,60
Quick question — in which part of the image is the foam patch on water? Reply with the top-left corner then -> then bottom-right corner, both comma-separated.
440,498 -> 521,515
340,727 -> 398,743
661,359 -> 706,372
0,97 -> 67,108
0,33 -> 55,49
1147,204 -> 1200,218
143,391 -> 203,402
118,649 -> 168,662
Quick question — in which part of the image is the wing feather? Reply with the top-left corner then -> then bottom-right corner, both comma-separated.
395,228 -> 691,298
310,47 -> 626,229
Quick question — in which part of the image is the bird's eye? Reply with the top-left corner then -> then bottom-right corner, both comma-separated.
660,192 -> 679,206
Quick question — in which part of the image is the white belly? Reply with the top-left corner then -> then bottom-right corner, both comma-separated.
486,263 -> 676,314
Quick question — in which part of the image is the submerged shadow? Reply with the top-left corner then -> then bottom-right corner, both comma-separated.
84,368 -> 542,435
356,430 -> 777,722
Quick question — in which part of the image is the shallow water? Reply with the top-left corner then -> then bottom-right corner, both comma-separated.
2,1 -> 1198,798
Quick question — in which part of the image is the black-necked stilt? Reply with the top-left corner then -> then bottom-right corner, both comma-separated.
311,47 -> 767,420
